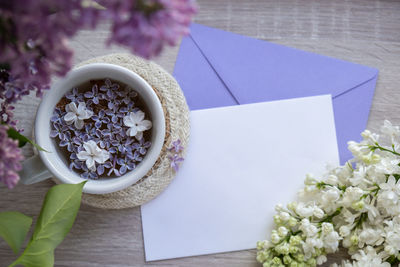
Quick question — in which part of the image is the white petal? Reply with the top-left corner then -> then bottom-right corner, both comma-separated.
123,115 -> 134,127
388,176 -> 396,186
77,102 -> 86,113
85,110 -> 93,119
67,102 -> 78,113
85,140 -> 98,154
93,145 -> 103,155
86,157 -> 95,170
75,119 -> 84,129
136,120 -> 152,131
135,131 -> 143,140
83,141 -> 94,153
77,151 -> 90,160
77,111 -> 88,120
132,110 -> 145,122
127,127 -> 138,137
94,150 -> 109,164
64,112 -> 77,122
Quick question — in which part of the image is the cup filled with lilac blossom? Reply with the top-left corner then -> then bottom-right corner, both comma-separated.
20,63 -> 166,194
51,77 -> 153,180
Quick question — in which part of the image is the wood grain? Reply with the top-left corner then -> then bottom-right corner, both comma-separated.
1,0 -> 400,266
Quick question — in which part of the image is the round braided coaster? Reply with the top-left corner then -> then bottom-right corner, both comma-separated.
73,53 -> 190,209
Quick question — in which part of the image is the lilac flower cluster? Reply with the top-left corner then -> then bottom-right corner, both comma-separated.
0,125 -> 24,189
0,1 -> 100,100
168,139 -> 184,171
0,0 -> 195,189
0,0 -> 196,124
102,0 -> 197,59
50,79 -> 152,180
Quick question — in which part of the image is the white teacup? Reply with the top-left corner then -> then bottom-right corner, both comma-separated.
19,63 -> 166,194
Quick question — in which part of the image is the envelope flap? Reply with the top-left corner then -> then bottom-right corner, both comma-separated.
189,24 -> 378,103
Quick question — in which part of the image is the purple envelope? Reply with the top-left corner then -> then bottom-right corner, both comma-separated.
173,23 -> 378,163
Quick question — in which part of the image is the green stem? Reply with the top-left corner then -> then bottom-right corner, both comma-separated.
370,143 -> 400,157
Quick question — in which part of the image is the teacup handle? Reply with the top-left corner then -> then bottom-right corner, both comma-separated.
19,155 -> 52,185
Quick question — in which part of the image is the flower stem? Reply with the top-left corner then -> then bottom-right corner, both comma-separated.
370,143 -> 400,157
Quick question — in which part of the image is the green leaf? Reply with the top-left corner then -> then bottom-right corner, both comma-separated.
10,182 -> 86,267
6,127 -> 49,152
0,212 -> 32,254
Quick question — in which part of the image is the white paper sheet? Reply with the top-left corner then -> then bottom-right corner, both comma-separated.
141,95 -> 339,261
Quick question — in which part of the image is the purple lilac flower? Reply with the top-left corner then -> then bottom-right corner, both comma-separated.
167,139 -> 185,172
107,156 -> 121,177
81,167 -> 99,180
102,0 -> 197,59
0,69 -> 26,127
84,84 -> 103,105
69,156 -> 85,171
168,154 -> 184,172
111,134 -> 134,154
129,150 -> 144,163
117,86 -> 138,105
59,131 -> 75,152
106,100 -> 124,124
120,102 -> 140,114
92,110 -> 110,129
93,128 -> 110,149
100,79 -> 119,98
133,138 -> 152,155
0,125 -> 24,188
0,1 -> 100,105
117,157 -> 136,175
50,108 -> 65,124
168,139 -> 184,153
50,122 -> 69,140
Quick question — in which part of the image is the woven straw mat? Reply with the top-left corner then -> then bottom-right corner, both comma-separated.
72,53 -> 190,209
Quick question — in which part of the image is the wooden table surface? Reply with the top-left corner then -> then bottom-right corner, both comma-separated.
1,0 -> 400,266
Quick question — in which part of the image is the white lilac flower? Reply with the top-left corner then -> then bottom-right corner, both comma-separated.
302,236 -> 323,259
375,157 -> 400,176
361,130 -> 379,145
381,120 -> 400,143
341,187 -> 364,207
277,226 -> 288,237
349,166 -> 368,186
351,246 -> 391,267
358,227 -> 384,247
77,140 -> 110,171
64,102 -> 93,129
299,218 -> 318,237
313,206 -> 325,219
322,230 -> 340,253
362,200 -> 381,222
319,187 -> 341,212
383,219 -> 400,255
377,175 -> 400,215
279,211 -> 290,222
348,141 -> 369,160
326,174 -> 339,185
123,110 -> 152,140
295,203 -> 315,218
339,225 -> 352,238
256,121 -> 400,267
316,255 -> 327,265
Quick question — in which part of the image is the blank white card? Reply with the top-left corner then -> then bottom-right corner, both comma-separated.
141,95 -> 339,261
